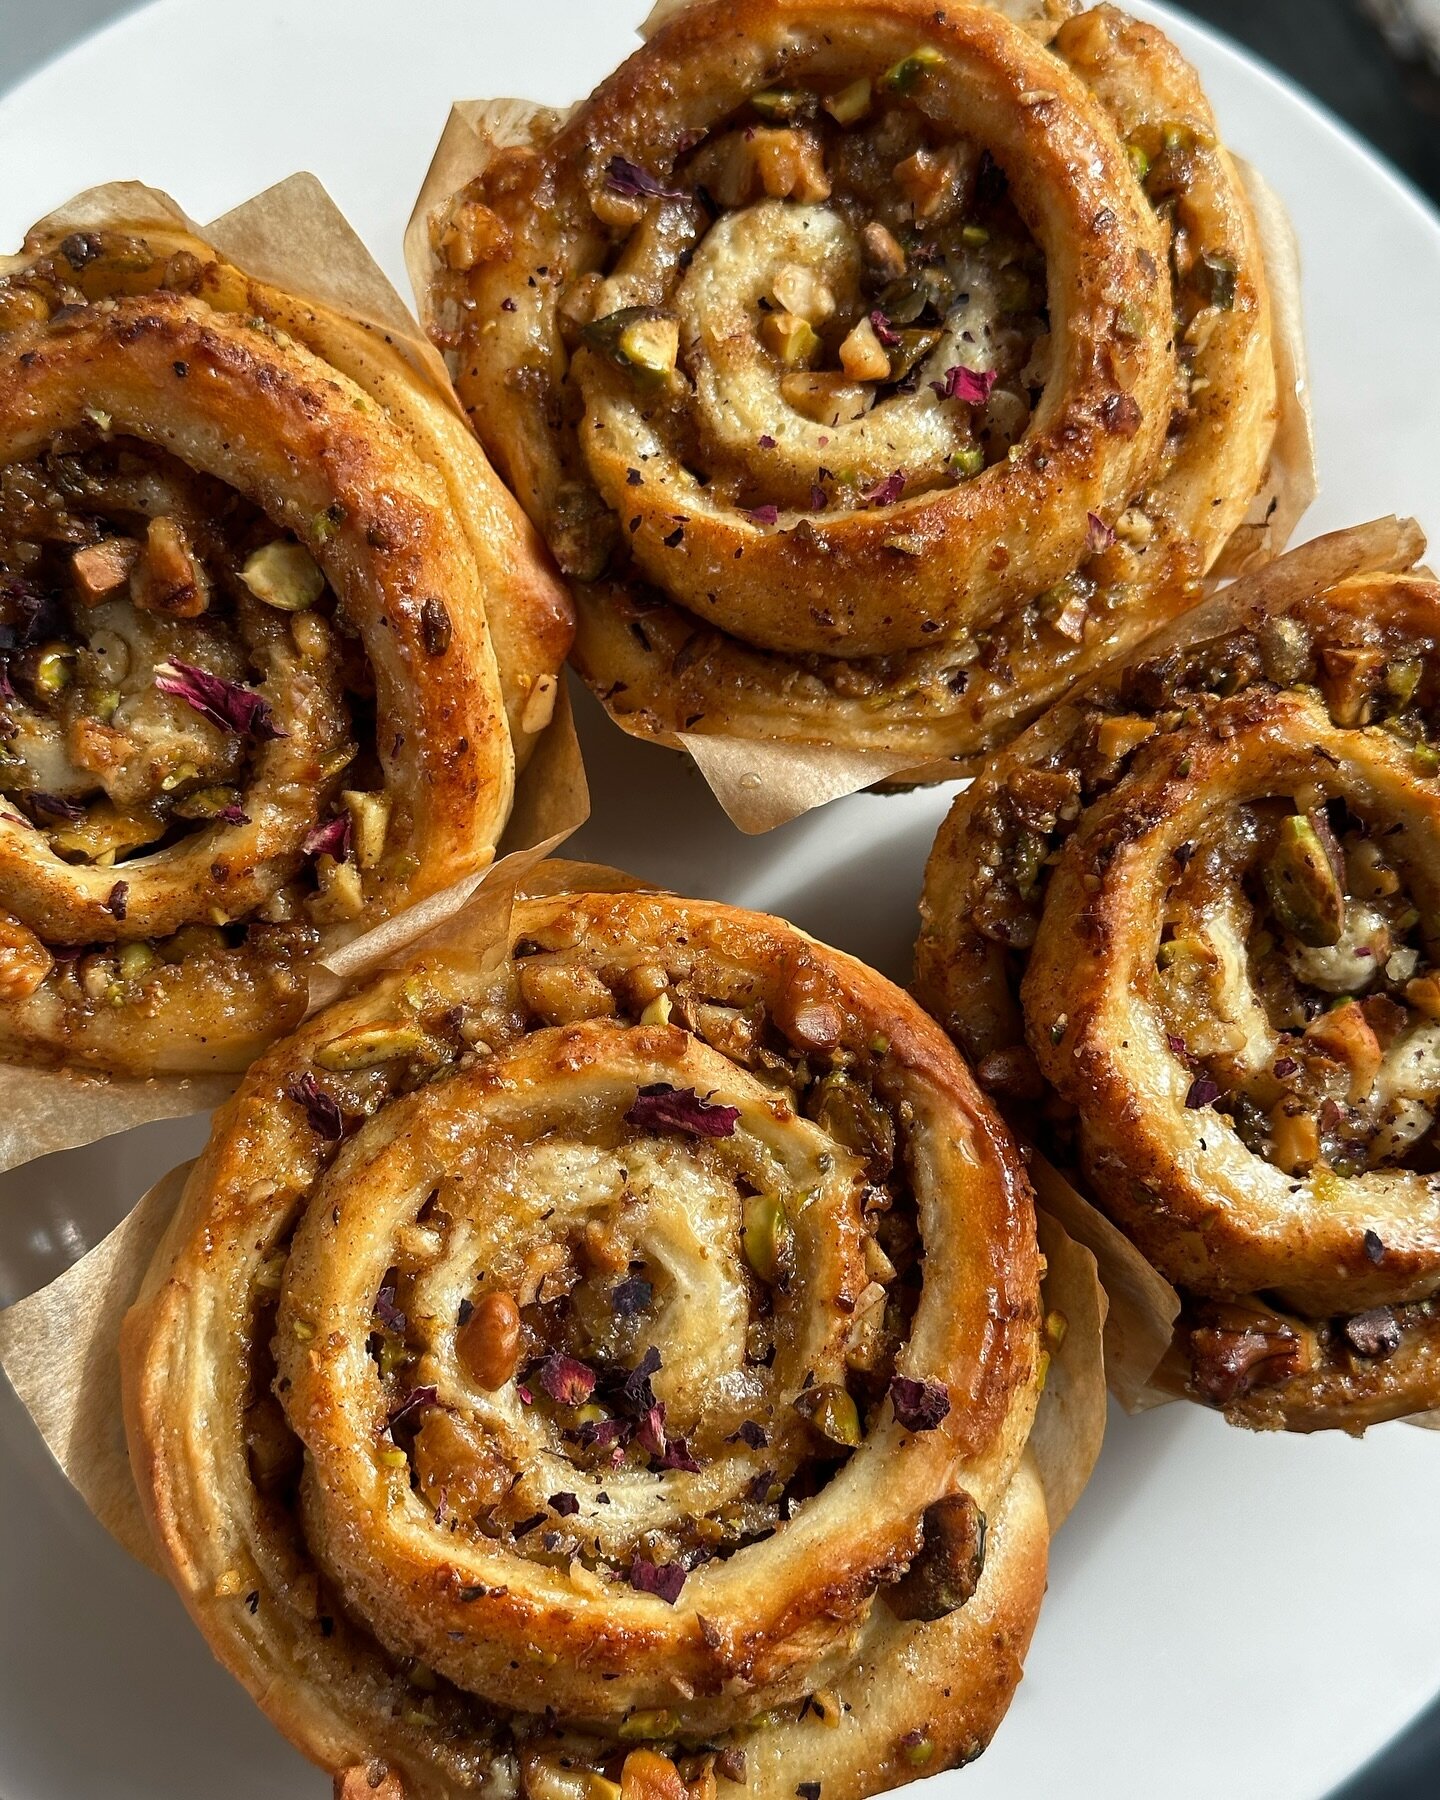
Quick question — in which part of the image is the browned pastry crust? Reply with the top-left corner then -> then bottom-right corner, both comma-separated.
422,0 -> 1276,772
918,519 -> 1440,1432
123,886 -> 1047,1799
0,216 -> 571,1073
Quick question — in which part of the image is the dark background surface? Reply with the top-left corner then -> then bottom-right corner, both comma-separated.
1178,11 -> 1440,1791
0,0 -> 1436,1796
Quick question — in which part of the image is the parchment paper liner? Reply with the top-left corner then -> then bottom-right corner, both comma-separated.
0,857 -> 1107,1595
0,177 -> 589,1174
405,4 -> 1315,833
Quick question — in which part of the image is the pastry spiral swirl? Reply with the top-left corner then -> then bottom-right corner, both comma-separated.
918,520 -> 1440,1431
423,0 -> 1277,770
123,883 -> 1047,1799
0,209 -> 571,1074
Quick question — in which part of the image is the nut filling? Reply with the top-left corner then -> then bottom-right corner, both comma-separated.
125,887 -> 1047,1800
917,522 -> 1440,1431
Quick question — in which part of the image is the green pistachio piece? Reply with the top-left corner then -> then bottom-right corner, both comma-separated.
742,1192 -> 793,1286
314,1020 -> 427,1072
794,1382 -> 861,1447
34,644 -> 75,696
882,46 -> 945,93
582,306 -> 680,377
241,541 -> 326,612
750,87 -> 817,123
1264,812 -> 1346,948
823,78 -> 872,125
1385,659 -> 1423,706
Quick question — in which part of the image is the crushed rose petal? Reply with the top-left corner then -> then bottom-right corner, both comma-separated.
931,365 -> 997,405
156,660 -> 284,742
862,470 -> 906,508
629,1555 -> 686,1604
747,504 -> 780,527
604,155 -> 686,201
387,1384 -> 437,1429
889,1374 -> 951,1431
373,1284 -> 407,1333
287,1071 -> 346,1142
535,1354 -> 597,1407
303,814 -> 353,862
626,1084 -> 739,1138
1086,511 -> 1116,552
1185,1076 -> 1222,1110
869,308 -> 901,348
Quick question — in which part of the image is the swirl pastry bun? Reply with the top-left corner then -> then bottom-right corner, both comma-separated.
420,0 -> 1281,774
918,519 -> 1440,1432
0,205 -> 571,1076
123,880 -> 1049,1800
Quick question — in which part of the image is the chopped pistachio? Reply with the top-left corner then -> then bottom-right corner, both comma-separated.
882,46 -> 945,93
824,77 -> 872,125
794,1382 -> 861,1447
118,942 -> 155,982
241,541 -> 326,612
743,1192 -> 794,1285
583,306 -> 680,377
950,445 -> 985,478
617,1710 -> 680,1741
750,87 -> 816,124
314,1020 -> 427,1071
1385,659 -> 1423,705
34,644 -> 75,696
1264,814 -> 1346,948
900,1733 -> 934,1767
639,991 -> 673,1026
308,853 -> 365,924
342,789 -> 390,870
761,309 -> 822,368
1127,142 -> 1151,182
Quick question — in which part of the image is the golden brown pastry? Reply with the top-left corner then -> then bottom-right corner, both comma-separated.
420,0 -> 1278,774
918,519 -> 1440,1432
0,209 -> 571,1076
123,882 -> 1049,1800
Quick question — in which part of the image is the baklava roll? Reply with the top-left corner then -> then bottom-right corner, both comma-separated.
423,0 -> 1278,772
918,520 -> 1440,1431
124,884 -> 1048,1800
0,212 -> 571,1074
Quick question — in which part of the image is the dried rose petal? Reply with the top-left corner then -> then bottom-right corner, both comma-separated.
576,1415 -> 627,1450
1086,511 -> 1116,552
287,1071 -> 346,1142
535,1354 -> 597,1407
1363,1229 -> 1386,1265
1185,1076 -> 1221,1110
1166,1033 -> 1188,1059
303,814 -> 353,862
809,484 -> 829,512
660,1436 -> 702,1473
618,1345 -> 663,1417
29,792 -> 85,822
862,470 -> 907,508
932,364 -> 997,406
732,1420 -> 768,1449
747,504 -> 780,527
218,803 -> 251,825
636,1402 -> 668,1459
373,1284 -> 407,1333
106,880 -> 129,921
626,1084 -> 739,1138
889,1375 -> 951,1431
1273,1056 -> 1299,1079
387,1384 -> 437,1428
549,1491 -> 581,1517
604,155 -> 687,201
629,1555 -> 686,1604
869,308 -> 901,348
612,1274 -> 653,1316
155,659 -> 285,742
1342,1308 -> 1402,1359
758,434 -> 777,450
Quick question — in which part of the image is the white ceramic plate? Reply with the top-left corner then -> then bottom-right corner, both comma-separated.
1,3 -> 1438,1796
